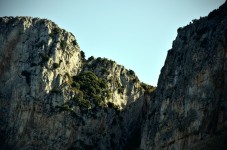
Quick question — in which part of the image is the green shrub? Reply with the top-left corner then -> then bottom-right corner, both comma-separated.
88,56 -> 94,61
39,53 -> 49,64
50,87 -> 61,94
72,88 -> 84,98
72,40 -> 78,46
72,71 -> 110,107
54,27 -> 61,34
104,90 -> 111,99
100,80 -> 108,89
118,86 -> 125,94
177,27 -> 183,33
71,82 -> 80,89
107,102 -> 119,111
132,77 -> 139,83
53,63 -> 60,69
141,82 -> 156,94
80,51 -> 85,61
49,32 -> 54,38
101,67 -> 110,75
144,86 -> 156,94
93,95 -> 105,107
73,97 -> 91,109
60,41 -> 67,49
96,57 -> 102,62
49,26 -> 62,38
128,69 -> 135,76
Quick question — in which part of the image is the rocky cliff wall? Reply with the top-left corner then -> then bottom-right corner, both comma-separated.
0,17 -> 149,149
141,2 -> 227,149
0,1 -> 227,150
0,17 -> 83,149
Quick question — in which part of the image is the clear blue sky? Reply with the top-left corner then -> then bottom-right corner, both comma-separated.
0,0 -> 225,85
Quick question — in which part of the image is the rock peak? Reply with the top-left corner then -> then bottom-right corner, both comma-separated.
0,15 -> 150,149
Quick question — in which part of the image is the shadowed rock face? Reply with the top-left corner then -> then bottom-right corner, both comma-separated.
141,1 -> 227,150
0,17 -> 148,149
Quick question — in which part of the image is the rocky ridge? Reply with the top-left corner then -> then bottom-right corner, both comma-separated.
141,1 -> 227,149
0,17 -> 153,149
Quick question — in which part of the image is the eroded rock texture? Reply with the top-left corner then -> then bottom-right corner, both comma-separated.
0,17 -> 150,149
141,2 -> 227,150
0,1 -> 226,150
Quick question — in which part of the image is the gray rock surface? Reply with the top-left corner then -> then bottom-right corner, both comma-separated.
141,2 -> 227,149
0,1 -> 227,150
0,17 -> 147,149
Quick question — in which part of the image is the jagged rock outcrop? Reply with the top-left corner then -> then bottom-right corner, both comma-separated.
0,17 -> 151,149
141,2 -> 227,149
84,57 -> 144,109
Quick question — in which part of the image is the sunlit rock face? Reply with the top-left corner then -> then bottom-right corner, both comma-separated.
141,2 -> 227,150
0,17 -> 82,149
0,17 -> 149,149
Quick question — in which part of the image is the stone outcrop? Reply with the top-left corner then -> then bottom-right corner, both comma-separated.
0,17 -> 150,149
141,1 -> 227,149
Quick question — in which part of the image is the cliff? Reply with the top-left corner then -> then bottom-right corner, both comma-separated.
0,1 -> 227,150
0,17 -> 152,149
141,1 -> 227,149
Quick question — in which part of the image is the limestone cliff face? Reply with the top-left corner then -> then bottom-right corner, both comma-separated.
141,2 -> 227,149
0,17 -> 146,149
0,17 -> 83,149
84,57 -> 143,109
1,1 -> 227,150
